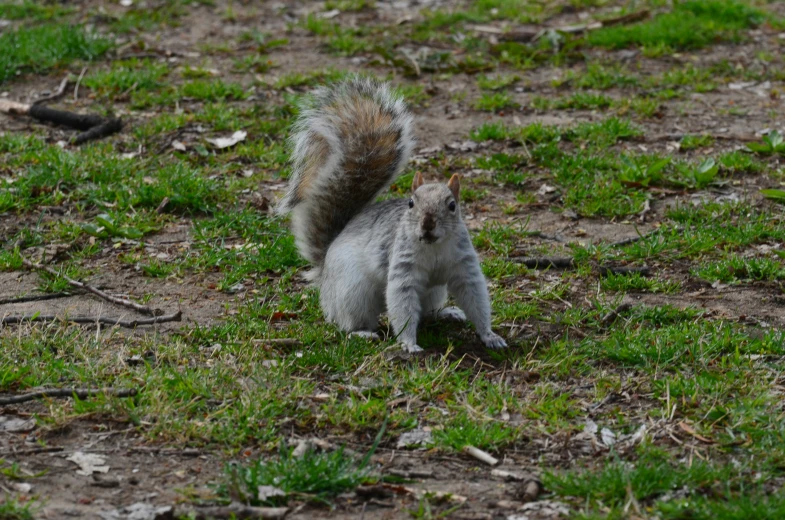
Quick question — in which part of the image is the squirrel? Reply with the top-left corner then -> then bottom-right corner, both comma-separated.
277,77 -> 507,352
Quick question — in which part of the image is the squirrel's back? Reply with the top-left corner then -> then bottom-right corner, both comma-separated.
277,77 -> 415,274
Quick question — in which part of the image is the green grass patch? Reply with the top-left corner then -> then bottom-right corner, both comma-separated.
219,441 -> 378,505
0,495 -> 36,520
83,59 -> 169,98
587,1 -> 766,51
433,412 -> 520,451
545,447 -> 767,515
694,256 -> 785,284
680,134 -> 714,151
472,92 -> 518,112
0,136 -> 225,213
1,0 -> 71,20
600,272 -> 680,294
0,24 -> 112,84
476,73 -> 518,91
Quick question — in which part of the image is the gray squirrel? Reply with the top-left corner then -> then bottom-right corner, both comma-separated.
277,77 -> 507,352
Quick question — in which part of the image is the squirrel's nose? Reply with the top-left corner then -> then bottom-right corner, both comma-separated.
421,214 -> 436,232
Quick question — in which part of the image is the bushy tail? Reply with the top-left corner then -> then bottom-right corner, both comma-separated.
277,77 -> 414,273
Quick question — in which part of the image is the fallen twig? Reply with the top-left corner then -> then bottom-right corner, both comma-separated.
0,99 -> 122,145
176,505 -> 290,519
0,292 -> 73,305
72,117 -> 123,145
0,387 -> 138,405
155,196 -> 170,214
597,9 -> 650,28
128,447 -> 201,457
252,338 -> 303,348
601,303 -> 633,326
21,258 -> 160,316
1,310 -> 182,328
598,265 -> 651,277
646,132 -> 759,143
638,199 -> 651,223
0,446 -> 64,456
463,445 -> 499,466
74,66 -> 87,101
32,77 -> 70,106
26,104 -> 105,130
387,468 -> 434,479
470,10 -> 648,41
514,256 -> 575,269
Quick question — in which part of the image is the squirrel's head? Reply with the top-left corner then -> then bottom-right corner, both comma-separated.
407,172 -> 462,245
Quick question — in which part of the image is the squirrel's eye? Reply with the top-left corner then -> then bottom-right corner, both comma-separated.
408,199 -> 414,209
448,201 -> 456,212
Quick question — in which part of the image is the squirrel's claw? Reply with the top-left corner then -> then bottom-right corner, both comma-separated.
481,332 -> 507,349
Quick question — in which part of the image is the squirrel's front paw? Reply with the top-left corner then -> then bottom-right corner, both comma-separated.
481,332 -> 507,349
400,343 -> 424,353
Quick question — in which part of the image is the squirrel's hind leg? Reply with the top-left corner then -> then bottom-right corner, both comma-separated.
320,266 -> 383,333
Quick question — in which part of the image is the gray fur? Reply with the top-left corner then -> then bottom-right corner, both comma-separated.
279,79 -> 506,352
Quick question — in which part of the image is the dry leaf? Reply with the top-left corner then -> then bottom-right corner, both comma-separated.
206,131 -> 247,149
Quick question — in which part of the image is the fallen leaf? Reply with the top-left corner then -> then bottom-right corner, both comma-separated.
67,452 -> 110,476
600,427 -> 616,447
678,421 -> 715,444
0,416 -> 36,433
397,427 -> 433,448
205,130 -> 247,149
12,483 -> 32,493
257,485 -> 286,501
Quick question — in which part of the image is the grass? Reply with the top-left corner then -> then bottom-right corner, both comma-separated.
587,0 -> 767,51
219,441 -> 379,506
472,92 -> 518,112
694,256 -> 785,284
544,446 -> 779,518
83,59 -> 169,98
0,24 -> 112,83
3,1 -> 785,518
0,496 -> 36,520
600,273 -> 680,294
1,0 -> 71,20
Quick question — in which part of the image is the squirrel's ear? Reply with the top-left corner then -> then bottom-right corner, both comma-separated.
447,174 -> 461,199
412,171 -> 424,192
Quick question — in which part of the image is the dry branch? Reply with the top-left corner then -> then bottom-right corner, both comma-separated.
1,311 -> 182,328
0,387 -> 138,405
471,9 -> 649,41
72,117 -> 123,145
26,104 -> 105,130
0,99 -> 122,145
463,445 -> 499,466
601,303 -> 633,326
0,292 -> 72,305
514,257 -> 575,269
598,265 -> 651,277
32,77 -> 70,105
175,505 -> 290,519
21,258 -> 160,316
0,446 -> 64,456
